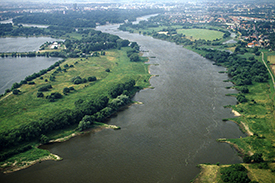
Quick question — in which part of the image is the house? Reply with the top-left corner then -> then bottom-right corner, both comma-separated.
247,43 -> 254,48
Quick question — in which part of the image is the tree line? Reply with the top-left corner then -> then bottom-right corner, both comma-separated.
12,9 -> 163,29
0,79 -> 136,161
198,48 -> 268,86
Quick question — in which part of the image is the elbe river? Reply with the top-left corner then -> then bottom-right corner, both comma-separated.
0,15 -> 245,183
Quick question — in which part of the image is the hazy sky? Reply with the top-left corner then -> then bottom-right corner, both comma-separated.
2,0 -> 191,3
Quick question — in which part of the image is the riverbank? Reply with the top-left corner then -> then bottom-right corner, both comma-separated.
0,122 -> 121,174
1,153 -> 61,174
121,23 -> 275,182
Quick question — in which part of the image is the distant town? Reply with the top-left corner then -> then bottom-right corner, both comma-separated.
1,1 -> 275,50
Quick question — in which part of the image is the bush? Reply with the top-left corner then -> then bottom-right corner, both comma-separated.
71,76 -> 84,84
38,84 -> 52,92
40,134 -> 49,144
12,89 -> 20,95
37,92 -> 44,98
129,53 -> 140,62
237,94 -> 248,103
69,86 -> 75,91
46,92 -> 62,102
63,87 -> 70,94
28,81 -> 35,85
105,68 -> 110,72
240,86 -> 249,93
251,153 -> 264,163
88,76 -> 97,82
74,79 -> 82,84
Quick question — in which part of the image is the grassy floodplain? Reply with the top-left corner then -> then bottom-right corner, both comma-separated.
0,48 -> 150,133
0,47 -> 151,172
125,25 -> 225,41
176,28 -> 224,41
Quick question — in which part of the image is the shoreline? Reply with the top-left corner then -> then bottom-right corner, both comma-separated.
1,124 -> 120,174
1,153 -> 62,174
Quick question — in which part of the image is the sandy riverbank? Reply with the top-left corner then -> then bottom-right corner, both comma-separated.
1,153 -> 62,174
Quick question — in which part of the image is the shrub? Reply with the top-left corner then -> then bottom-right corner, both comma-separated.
28,81 -> 35,85
37,92 -> 44,98
12,89 -> 20,95
46,92 -> 62,102
88,76 -> 97,82
237,94 -> 248,103
74,79 -> 82,84
40,134 -> 49,144
240,86 -> 249,93
82,78 -> 87,83
69,86 -> 75,91
63,87 -> 70,94
105,68 -> 110,72
38,84 -> 52,92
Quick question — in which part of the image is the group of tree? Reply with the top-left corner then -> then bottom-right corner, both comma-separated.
78,94 -> 130,131
12,9 -> 163,29
200,48 -> 269,86
64,30 -> 128,56
220,164 -> 252,183
1,51 -> 67,58
126,42 -> 141,62
108,79 -> 136,98
0,78 -> 137,158
71,76 -> 96,85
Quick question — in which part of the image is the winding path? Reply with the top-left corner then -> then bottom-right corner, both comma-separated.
261,52 -> 275,88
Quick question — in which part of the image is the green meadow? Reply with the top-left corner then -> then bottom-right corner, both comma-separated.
0,47 -> 151,135
176,28 -> 224,40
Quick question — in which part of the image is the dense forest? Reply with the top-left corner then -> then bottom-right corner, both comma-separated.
12,9 -> 162,28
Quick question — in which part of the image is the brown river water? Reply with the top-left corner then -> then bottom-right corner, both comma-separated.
0,16 -> 245,183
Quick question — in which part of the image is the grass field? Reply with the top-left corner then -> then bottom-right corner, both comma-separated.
0,47 -> 151,134
125,25 -> 224,41
176,28 -> 224,41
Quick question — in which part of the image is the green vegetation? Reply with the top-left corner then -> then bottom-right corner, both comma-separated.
176,28 -> 224,41
123,13 -> 275,183
0,40 -> 151,168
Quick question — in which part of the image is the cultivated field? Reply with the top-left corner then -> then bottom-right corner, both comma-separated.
176,28 -> 224,41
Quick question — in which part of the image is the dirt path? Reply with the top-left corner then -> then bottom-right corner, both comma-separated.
0,92 -> 12,102
262,52 -> 275,88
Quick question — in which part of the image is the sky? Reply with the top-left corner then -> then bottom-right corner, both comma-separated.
2,0 -> 191,3
2,0 -> 275,4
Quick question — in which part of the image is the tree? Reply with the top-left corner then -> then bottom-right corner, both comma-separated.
251,153 -> 264,163
237,94 -> 248,103
105,68 -> 110,72
40,134 -> 49,144
130,53 -> 140,62
240,86 -> 249,93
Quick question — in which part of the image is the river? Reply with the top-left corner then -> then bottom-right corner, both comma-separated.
0,18 -> 245,183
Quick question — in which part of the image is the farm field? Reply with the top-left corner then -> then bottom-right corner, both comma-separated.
176,28 -> 224,40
